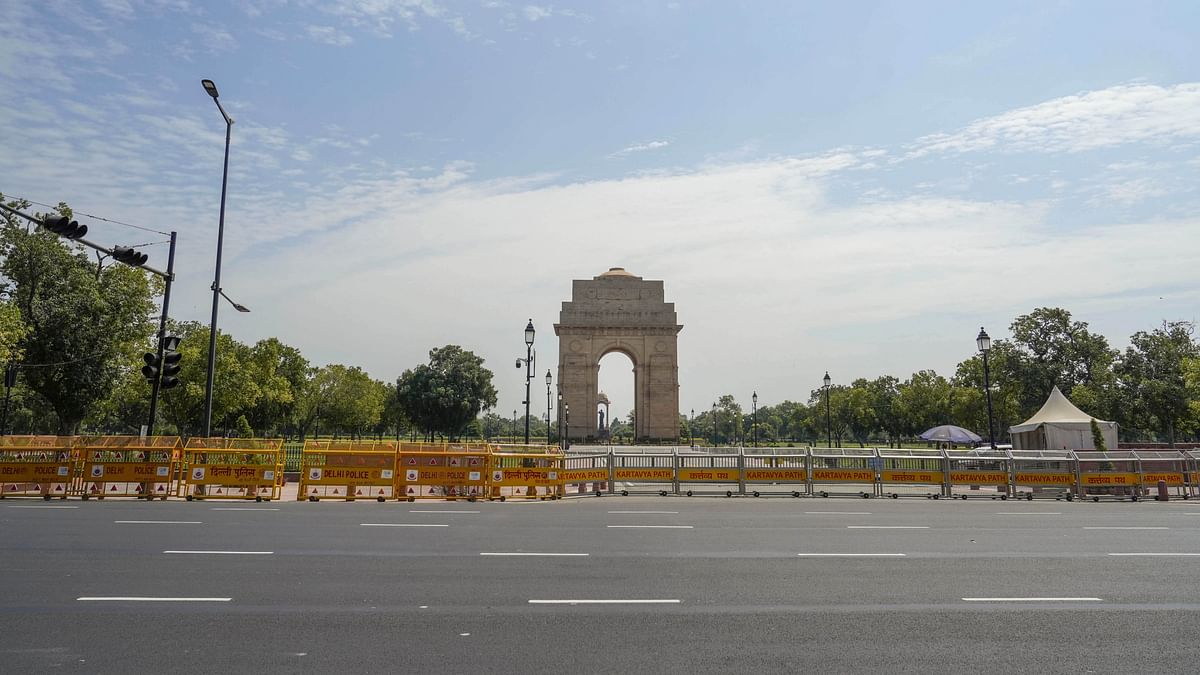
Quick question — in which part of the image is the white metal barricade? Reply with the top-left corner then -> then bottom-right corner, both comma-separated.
1134,450 -> 1193,500
1010,449 -> 1076,500
610,451 -> 676,496
876,448 -> 947,499
1075,451 -> 1140,501
809,448 -> 879,498
677,451 -> 742,497
742,449 -> 808,497
945,449 -> 1012,499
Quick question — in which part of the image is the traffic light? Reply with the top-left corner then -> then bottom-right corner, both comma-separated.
141,336 -> 182,389
42,215 -> 88,240
160,336 -> 181,389
112,246 -> 148,267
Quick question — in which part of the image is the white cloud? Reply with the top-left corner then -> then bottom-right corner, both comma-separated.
306,24 -> 354,46
608,139 -> 670,158
191,22 -> 238,53
523,5 -> 551,21
907,83 -> 1200,158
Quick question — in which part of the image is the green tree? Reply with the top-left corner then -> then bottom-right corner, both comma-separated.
1,200 -> 157,434
0,298 -> 26,365
1090,418 -> 1107,452
243,337 -> 309,437
396,345 -> 497,441
159,321 -> 262,436
1007,307 -> 1117,416
1114,321 -> 1198,445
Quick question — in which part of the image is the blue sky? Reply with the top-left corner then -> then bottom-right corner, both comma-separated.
2,0 -> 1200,421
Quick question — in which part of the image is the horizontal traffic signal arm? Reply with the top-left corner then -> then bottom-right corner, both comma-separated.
0,203 -> 170,280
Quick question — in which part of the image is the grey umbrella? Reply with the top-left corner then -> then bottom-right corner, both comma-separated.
919,424 -> 982,444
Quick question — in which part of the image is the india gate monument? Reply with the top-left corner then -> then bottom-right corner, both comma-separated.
554,268 -> 682,442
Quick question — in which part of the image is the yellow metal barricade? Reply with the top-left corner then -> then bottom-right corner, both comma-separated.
181,438 -> 284,501
877,448 -> 946,499
743,450 -> 809,497
398,443 -> 491,501
946,448 -> 1012,499
299,440 -> 397,501
0,436 -> 74,500
810,447 -> 879,498
1010,449 -> 1076,500
74,435 -> 180,500
677,452 -> 741,497
1075,450 -> 1140,501
561,453 -> 610,495
1135,450 -> 1193,499
487,445 -> 563,500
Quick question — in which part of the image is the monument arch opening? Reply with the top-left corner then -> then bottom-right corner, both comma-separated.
555,268 -> 681,442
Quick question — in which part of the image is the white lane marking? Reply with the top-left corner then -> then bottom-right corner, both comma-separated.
459,633 -> 470,637
529,599 -> 681,605
996,512 -> 1062,515
1108,553 -> 1200,556
805,511 -> 871,515
606,525 -> 693,529
1083,526 -> 1168,530
409,510 -> 479,514
78,597 -> 231,602
608,511 -> 679,514
6,505 -> 79,509
211,507 -> 280,511
360,523 -> 449,527
847,526 -> 929,529
797,553 -> 907,557
480,552 -> 590,557
962,597 -> 1102,602
115,520 -> 202,524
163,550 -> 274,555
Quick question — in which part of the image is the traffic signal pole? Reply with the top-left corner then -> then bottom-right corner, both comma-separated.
146,231 -> 176,435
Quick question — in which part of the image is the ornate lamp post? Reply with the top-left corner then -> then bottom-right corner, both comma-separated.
711,402 -> 718,446
977,327 -> 997,450
752,391 -> 758,448
545,370 -> 553,443
689,408 -> 695,448
823,371 -> 832,449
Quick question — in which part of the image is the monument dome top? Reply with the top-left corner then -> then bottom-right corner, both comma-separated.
598,267 -> 639,279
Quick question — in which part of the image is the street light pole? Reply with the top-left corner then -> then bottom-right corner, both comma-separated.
977,327 -> 997,450
201,78 -> 234,439
823,371 -> 832,449
523,320 -> 535,445
752,391 -> 758,448
564,403 -> 570,451
711,402 -> 718,446
545,370 -> 552,444
689,408 -> 694,448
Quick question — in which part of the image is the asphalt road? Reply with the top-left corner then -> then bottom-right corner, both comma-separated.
3,495 -> 1200,673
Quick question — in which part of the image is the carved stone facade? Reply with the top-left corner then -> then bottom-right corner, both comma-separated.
554,268 -> 682,441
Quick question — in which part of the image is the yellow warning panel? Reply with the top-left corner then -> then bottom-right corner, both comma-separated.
1014,472 -> 1074,486
880,470 -> 944,484
1080,473 -> 1139,486
1141,472 -> 1185,486
86,463 -> 170,481
0,462 -> 72,481
306,467 -> 394,485
812,468 -> 874,482
613,468 -> 674,481
677,468 -> 739,482
949,470 -> 1009,485
188,465 -> 277,486
490,468 -> 558,487
744,469 -> 806,482
561,468 -> 608,482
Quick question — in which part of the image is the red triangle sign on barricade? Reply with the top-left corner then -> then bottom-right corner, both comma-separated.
110,485 -> 118,492
56,485 -> 65,492
378,489 -> 386,496
332,488 -> 339,495
449,457 -> 460,467
135,484 -> 142,492
311,488 -> 318,494
94,452 -> 102,460
215,488 -> 223,494
407,487 -> 415,494
355,489 -> 363,496
156,485 -> 164,492
33,484 -> 40,491
469,458 -> 480,466
136,452 -> 146,461
429,487 -> 437,494
428,458 -> 440,466
406,457 -> 417,465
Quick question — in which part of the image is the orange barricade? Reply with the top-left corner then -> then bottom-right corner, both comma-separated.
180,437 -> 284,501
396,443 -> 489,501
300,440 -> 397,501
488,445 -> 564,500
75,435 -> 180,500
0,435 -> 74,500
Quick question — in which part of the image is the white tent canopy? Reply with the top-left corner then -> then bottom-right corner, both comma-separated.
1009,386 -> 1119,451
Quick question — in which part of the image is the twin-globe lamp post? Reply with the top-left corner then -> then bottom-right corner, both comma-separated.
823,371 -> 832,449
200,79 -> 250,438
977,327 -> 997,450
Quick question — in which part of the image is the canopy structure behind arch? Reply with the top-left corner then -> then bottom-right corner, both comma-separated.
1008,385 -> 1118,451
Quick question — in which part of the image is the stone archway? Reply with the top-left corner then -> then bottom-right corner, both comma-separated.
555,268 -> 682,441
